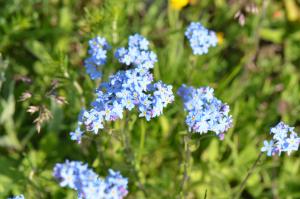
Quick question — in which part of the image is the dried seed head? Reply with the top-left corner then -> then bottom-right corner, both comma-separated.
27,106 -> 39,114
245,3 -> 259,14
33,106 -> 52,133
13,75 -> 32,84
55,96 -> 68,105
234,11 -> 246,26
19,91 -> 32,101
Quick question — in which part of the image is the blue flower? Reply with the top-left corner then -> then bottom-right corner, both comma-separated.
84,36 -> 110,80
185,22 -> 217,55
261,122 -> 300,156
261,140 -> 274,156
70,127 -> 84,143
178,84 -> 232,139
7,195 -> 25,199
115,34 -> 157,69
53,160 -> 128,199
74,68 -> 174,136
71,34 -> 174,141
105,169 -> 129,197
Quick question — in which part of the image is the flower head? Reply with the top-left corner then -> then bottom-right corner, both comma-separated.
170,0 -> 189,10
185,22 -> 217,55
71,34 -> 174,141
70,127 -> 84,143
261,122 -> 300,156
84,36 -> 110,80
115,34 -> 157,70
178,84 -> 232,138
74,67 -> 174,137
53,160 -> 128,199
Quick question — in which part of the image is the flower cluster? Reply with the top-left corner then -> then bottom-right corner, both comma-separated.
7,195 -> 24,199
71,34 -> 174,143
53,160 -> 128,199
84,36 -> 110,80
185,22 -> 218,55
261,122 -> 300,156
115,34 -> 157,69
177,85 -> 232,139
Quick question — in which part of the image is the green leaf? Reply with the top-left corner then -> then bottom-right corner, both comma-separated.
260,28 -> 284,43
25,40 -> 53,62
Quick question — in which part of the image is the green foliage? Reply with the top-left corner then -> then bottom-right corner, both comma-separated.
0,0 -> 300,198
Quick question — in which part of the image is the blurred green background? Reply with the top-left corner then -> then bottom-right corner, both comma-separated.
0,0 -> 300,198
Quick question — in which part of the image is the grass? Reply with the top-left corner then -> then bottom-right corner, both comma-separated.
0,0 -> 300,198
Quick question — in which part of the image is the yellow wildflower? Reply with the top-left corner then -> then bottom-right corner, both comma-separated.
170,0 -> 189,10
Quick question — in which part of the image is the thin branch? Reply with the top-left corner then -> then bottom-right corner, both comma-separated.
121,113 -> 148,197
233,152 -> 263,199
179,133 -> 192,198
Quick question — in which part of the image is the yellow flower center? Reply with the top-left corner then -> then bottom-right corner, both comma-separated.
217,32 -> 224,45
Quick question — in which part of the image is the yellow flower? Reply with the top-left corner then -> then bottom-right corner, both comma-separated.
170,0 -> 189,10
216,32 -> 224,45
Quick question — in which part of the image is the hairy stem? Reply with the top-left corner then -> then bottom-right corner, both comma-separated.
121,114 -> 148,197
137,120 -> 146,166
96,137 -> 107,169
179,133 -> 192,198
233,152 -> 263,199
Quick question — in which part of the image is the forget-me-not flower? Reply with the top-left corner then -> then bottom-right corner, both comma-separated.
185,22 -> 217,55
178,84 -> 232,139
53,160 -> 128,199
71,34 -> 174,142
115,34 -> 157,69
261,122 -> 300,156
84,36 -> 110,80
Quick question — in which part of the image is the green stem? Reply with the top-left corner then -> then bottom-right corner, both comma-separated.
121,113 -> 148,197
179,133 -> 192,198
96,137 -> 107,169
187,56 -> 197,85
149,28 -> 184,40
233,152 -> 263,199
137,120 -> 146,165
23,153 -> 45,198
